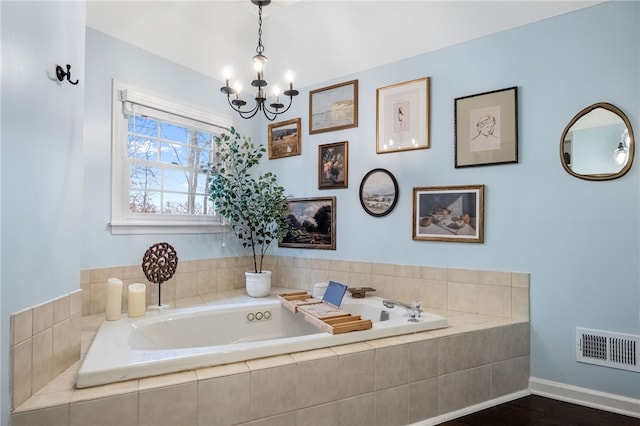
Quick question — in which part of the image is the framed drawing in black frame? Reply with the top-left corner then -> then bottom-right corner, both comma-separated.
309,80 -> 358,134
359,168 -> 398,217
279,196 -> 336,250
412,185 -> 484,243
455,87 -> 518,167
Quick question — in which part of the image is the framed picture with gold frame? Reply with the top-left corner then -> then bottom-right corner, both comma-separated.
309,80 -> 358,134
376,77 -> 430,153
279,197 -> 336,250
413,185 -> 484,243
267,118 -> 301,160
318,141 -> 348,189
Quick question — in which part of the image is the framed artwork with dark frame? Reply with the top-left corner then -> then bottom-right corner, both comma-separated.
309,80 -> 358,134
318,141 -> 348,189
376,77 -> 430,154
455,86 -> 518,167
412,185 -> 484,243
359,168 -> 398,217
279,196 -> 336,250
267,118 -> 301,160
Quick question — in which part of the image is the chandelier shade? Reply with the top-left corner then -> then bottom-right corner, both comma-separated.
220,0 -> 298,121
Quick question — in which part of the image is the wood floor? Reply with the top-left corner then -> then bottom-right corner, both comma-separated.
438,395 -> 640,426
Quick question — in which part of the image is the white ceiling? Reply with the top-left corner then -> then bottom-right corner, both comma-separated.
86,0 -> 600,89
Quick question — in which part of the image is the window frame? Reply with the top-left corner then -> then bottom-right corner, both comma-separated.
110,80 -> 233,235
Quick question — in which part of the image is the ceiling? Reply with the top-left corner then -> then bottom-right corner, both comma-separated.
86,1 -> 600,89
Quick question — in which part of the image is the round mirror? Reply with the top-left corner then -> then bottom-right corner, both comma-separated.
560,102 -> 634,180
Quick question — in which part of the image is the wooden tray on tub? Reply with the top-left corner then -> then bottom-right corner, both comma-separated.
277,291 -> 372,335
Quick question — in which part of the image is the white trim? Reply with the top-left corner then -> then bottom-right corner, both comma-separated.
529,377 -> 640,418
408,390 -> 531,426
110,79 -> 233,235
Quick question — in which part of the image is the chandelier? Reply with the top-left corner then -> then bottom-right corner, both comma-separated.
220,0 -> 299,121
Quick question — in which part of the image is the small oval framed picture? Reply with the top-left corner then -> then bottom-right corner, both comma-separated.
359,168 -> 399,217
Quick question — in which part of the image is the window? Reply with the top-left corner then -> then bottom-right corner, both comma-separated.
111,80 -> 233,234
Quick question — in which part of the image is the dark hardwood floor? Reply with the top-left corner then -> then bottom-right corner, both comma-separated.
438,395 -> 640,426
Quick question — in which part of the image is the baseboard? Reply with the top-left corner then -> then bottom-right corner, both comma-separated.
408,389 -> 531,426
529,377 -> 640,419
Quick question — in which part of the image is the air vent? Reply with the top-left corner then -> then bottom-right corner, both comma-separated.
576,327 -> 639,372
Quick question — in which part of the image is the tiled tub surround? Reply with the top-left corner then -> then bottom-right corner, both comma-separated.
12,259 -> 530,425
10,290 -> 82,411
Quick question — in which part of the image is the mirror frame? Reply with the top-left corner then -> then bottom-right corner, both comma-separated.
560,102 -> 634,181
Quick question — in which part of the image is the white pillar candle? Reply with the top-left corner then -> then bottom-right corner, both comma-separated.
105,278 -> 123,321
128,283 -> 147,318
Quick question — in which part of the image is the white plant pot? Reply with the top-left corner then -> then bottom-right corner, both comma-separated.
245,271 -> 272,298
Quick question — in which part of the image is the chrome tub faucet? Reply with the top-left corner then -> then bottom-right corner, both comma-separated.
382,299 -> 422,322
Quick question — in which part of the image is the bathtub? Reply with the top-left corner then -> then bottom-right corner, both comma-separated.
76,295 -> 447,388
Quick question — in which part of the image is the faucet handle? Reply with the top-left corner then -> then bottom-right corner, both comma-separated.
412,300 -> 422,311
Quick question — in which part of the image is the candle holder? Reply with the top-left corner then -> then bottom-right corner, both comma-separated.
141,242 -> 178,311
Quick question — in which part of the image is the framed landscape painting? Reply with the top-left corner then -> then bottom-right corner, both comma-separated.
280,197 -> 336,250
309,80 -> 358,134
359,168 -> 398,217
268,118 -> 301,159
413,185 -> 484,243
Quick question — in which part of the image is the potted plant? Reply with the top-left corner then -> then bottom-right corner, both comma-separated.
207,127 -> 289,297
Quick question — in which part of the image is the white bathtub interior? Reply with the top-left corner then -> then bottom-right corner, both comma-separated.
76,295 -> 447,388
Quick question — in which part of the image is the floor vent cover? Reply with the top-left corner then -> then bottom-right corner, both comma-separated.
576,327 -> 639,372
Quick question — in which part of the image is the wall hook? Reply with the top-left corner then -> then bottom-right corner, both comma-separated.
55,64 -> 79,85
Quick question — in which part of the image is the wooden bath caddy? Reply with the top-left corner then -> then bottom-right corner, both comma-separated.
278,291 -> 372,335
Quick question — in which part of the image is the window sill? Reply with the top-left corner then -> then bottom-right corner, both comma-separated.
109,220 -> 227,235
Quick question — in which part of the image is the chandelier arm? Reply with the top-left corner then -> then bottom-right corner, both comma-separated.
226,95 -> 261,119
262,96 -> 295,117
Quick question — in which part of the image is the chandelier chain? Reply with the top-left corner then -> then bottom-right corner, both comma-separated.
256,4 -> 264,55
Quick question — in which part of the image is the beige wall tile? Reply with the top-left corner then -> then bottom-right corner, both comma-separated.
139,382 -> 197,426
292,257 -> 310,269
348,272 -> 372,288
421,266 -> 447,280
464,329 -> 494,368
250,364 -> 297,419
296,402 -> 338,426
490,356 -> 530,398
80,269 -> 90,285
197,269 -> 217,295
89,282 -> 107,315
408,379 -> 438,424
89,267 -> 123,284
308,269 -> 330,285
478,285 -> 511,318
70,290 -> 82,316
309,258 -> 330,271
466,366 -> 491,406
375,345 -> 408,390
12,339 -> 33,410
69,313 -> 82,362
512,272 -> 530,288
52,295 -> 70,325
337,393 -> 375,426
337,350 -> 375,399
438,370 -> 467,414
447,268 -> 479,283
70,393 -> 138,426
512,287 -> 530,321
395,264 -> 421,279
491,322 -> 530,362
328,270 -> 349,286
371,262 -> 395,277
198,372 -> 250,426
419,279 -> 448,310
438,334 -> 466,375
297,356 -> 338,408
11,404 -> 69,426
478,270 -> 512,287
448,282 -> 478,313
52,320 -> 71,377
32,302 -> 53,335
394,277 -> 420,303
32,329 -> 53,393
375,385 -> 409,426
138,371 -> 197,391
71,380 -> 138,403
409,338 -> 438,381
349,261 -> 371,274
175,271 -> 198,299
329,259 -> 349,272
12,309 -> 33,346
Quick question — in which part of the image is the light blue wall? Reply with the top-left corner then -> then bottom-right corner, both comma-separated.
83,2 -> 639,401
1,1 -> 86,423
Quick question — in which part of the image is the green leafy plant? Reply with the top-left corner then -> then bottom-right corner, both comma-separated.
207,127 -> 289,273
